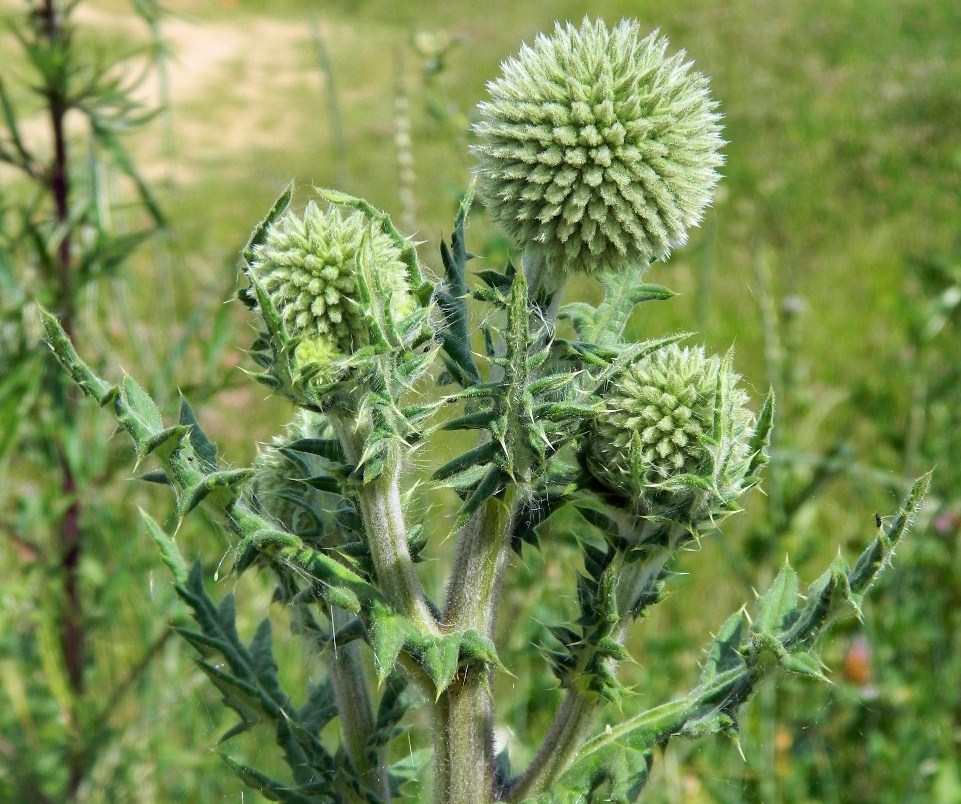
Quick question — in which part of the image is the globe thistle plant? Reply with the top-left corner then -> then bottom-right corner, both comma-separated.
472,18 -> 724,276
245,194 -> 418,384
587,343 -> 763,524
43,16 -> 927,804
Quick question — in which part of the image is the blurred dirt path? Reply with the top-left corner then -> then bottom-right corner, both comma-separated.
70,4 -> 327,182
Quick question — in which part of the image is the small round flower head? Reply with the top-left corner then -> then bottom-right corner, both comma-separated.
472,19 -> 723,274
587,343 -> 756,521
248,200 -> 416,371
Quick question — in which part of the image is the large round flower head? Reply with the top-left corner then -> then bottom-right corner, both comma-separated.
587,343 -> 758,522
472,18 -> 724,274
248,199 -> 416,374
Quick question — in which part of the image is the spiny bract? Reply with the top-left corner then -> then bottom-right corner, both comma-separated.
472,18 -> 724,274
248,200 -> 416,371
587,343 -> 756,521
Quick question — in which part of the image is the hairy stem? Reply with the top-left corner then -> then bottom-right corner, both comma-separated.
330,414 -> 438,635
328,609 -> 390,801
433,669 -> 494,804
443,488 -> 517,633
505,689 -> 594,802
509,522 -> 684,797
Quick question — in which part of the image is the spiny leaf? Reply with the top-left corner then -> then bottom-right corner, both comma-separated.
179,394 -> 219,470
371,614 -> 414,683
433,440 -> 500,481
780,651 -> 828,682
177,468 -> 255,520
453,465 -> 507,531
756,560 -> 799,636
441,408 -> 501,431
746,387 -> 775,478
701,611 -> 745,682
243,181 -> 294,264
434,188 -> 481,386
219,755 -> 318,804
41,311 -> 116,403
141,510 -> 188,585
143,425 -> 190,460
419,633 -> 461,697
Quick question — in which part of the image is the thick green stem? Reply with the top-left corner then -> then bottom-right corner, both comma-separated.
436,489 -> 516,804
331,414 -> 438,635
438,248 -> 569,800
443,488 -> 517,633
433,669 -> 494,804
328,609 -> 390,801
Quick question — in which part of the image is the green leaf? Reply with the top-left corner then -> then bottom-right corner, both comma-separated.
284,437 -> 347,464
179,394 -> 219,470
419,633 -> 461,696
434,188 -> 481,386
849,472 -> 931,594
756,560 -> 799,636
143,424 -> 190,460
432,440 -> 499,481
177,468 -> 255,520
746,387 -> 775,478
41,309 -> 116,404
141,510 -> 188,585
371,614 -> 413,683
460,629 -> 503,670
370,671 -> 409,748
297,680 -> 337,737
114,374 -> 165,455
780,650 -> 828,681
453,465 -> 507,531
219,755 -> 317,803
440,408 -> 500,431
243,182 -> 294,263
701,611 -> 745,682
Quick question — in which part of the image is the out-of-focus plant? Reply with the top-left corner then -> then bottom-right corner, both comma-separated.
43,18 -> 927,803
753,247 -> 961,804
0,1 -> 215,800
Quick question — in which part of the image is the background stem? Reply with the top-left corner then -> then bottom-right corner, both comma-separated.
36,1 -> 87,796
328,608 -> 391,801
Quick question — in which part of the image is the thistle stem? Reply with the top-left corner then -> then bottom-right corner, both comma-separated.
433,668 -> 495,804
435,489 -> 517,804
508,522 -> 685,797
443,488 -> 517,633
330,414 -> 438,635
505,688 -> 594,801
328,608 -> 390,801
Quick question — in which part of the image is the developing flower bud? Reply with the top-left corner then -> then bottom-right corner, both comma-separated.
252,411 -> 337,537
472,18 -> 723,274
248,199 -> 416,375
587,344 -> 757,521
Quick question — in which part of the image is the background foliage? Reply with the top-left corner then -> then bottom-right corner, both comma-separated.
1,0 -> 959,800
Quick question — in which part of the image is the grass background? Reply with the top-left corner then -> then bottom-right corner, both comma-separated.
2,0 -> 960,800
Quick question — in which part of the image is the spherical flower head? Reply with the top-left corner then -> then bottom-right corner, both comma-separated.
248,200 -> 416,373
472,18 -> 724,274
587,344 -> 756,521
